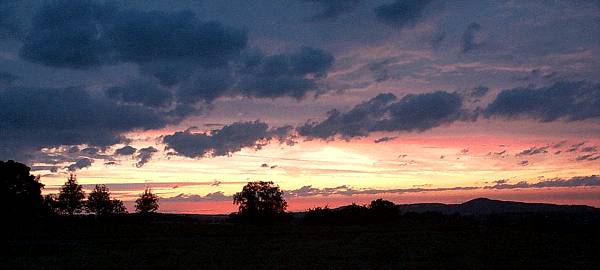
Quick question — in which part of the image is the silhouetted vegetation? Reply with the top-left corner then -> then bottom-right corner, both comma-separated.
135,188 -> 159,214
304,199 -> 402,225
87,184 -> 127,216
2,160 -> 600,269
57,174 -> 86,215
231,181 -> 291,223
0,160 -> 44,219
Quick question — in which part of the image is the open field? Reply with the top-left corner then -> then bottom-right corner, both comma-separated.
3,215 -> 599,270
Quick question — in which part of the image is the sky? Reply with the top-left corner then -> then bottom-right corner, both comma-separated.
1,0 -> 599,214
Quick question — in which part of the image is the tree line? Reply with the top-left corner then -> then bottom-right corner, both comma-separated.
2,160 -> 160,218
3,159 -> 403,224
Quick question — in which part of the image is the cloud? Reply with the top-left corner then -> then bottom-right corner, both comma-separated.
518,160 -> 529,166
66,158 -> 94,171
148,175 -> 600,202
0,72 -> 19,88
168,47 -> 335,104
304,0 -> 362,21
19,0 -> 117,68
299,91 -> 469,139
0,86 -> 170,162
487,175 -> 600,189
114,146 -> 137,156
576,154 -> 600,161
284,175 -> 600,197
135,146 -> 158,168
580,146 -> 597,153
461,22 -> 484,53
0,0 -> 22,38
484,81 -> 600,122
163,121 -> 292,158
465,85 -> 490,99
487,150 -> 508,158
516,146 -> 549,157
374,136 -> 397,143
162,191 -> 231,202
106,81 -> 173,108
234,47 -> 335,99
552,140 -> 567,149
19,1 -> 247,70
375,0 -> 434,28
567,142 -> 586,153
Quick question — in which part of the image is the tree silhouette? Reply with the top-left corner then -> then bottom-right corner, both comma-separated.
233,181 -> 287,219
87,184 -> 127,216
58,174 -> 85,216
135,188 -> 159,214
0,160 -> 44,218
369,198 -> 400,222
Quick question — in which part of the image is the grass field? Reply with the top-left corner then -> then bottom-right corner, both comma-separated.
3,215 -> 599,270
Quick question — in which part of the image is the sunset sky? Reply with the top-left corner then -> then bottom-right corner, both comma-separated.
1,0 -> 599,213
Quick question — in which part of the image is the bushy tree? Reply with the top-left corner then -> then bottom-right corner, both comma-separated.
233,181 -> 287,217
369,198 -> 400,222
87,184 -> 127,216
135,188 -> 159,214
0,160 -> 44,217
370,198 -> 397,212
58,174 -> 85,215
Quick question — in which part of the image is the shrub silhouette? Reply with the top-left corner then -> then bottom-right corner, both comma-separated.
232,181 -> 289,223
0,160 -> 44,218
135,188 -> 159,214
87,184 -> 127,216
304,199 -> 400,225
369,198 -> 400,222
58,174 -> 86,215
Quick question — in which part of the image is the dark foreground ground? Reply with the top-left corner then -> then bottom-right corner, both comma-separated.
2,215 -> 599,270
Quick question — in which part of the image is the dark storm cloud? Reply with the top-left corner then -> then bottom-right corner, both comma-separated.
299,91 -> 468,139
135,146 -> 158,168
484,81 -> 600,122
461,22 -> 484,54
114,146 -> 137,156
375,0 -> 434,28
19,0 -> 247,70
19,0 -> 116,68
298,93 -> 396,139
304,0 -> 362,21
163,121 -> 292,158
107,10 -> 246,67
0,72 -> 18,89
66,158 -> 94,171
0,0 -> 22,38
234,47 -> 335,99
176,68 -> 234,103
106,81 -> 173,108
516,146 -> 549,157
0,86 -> 169,162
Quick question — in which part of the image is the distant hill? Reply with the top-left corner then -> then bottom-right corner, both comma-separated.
397,198 -> 600,216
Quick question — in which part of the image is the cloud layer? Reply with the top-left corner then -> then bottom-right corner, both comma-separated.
163,121 -> 293,158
